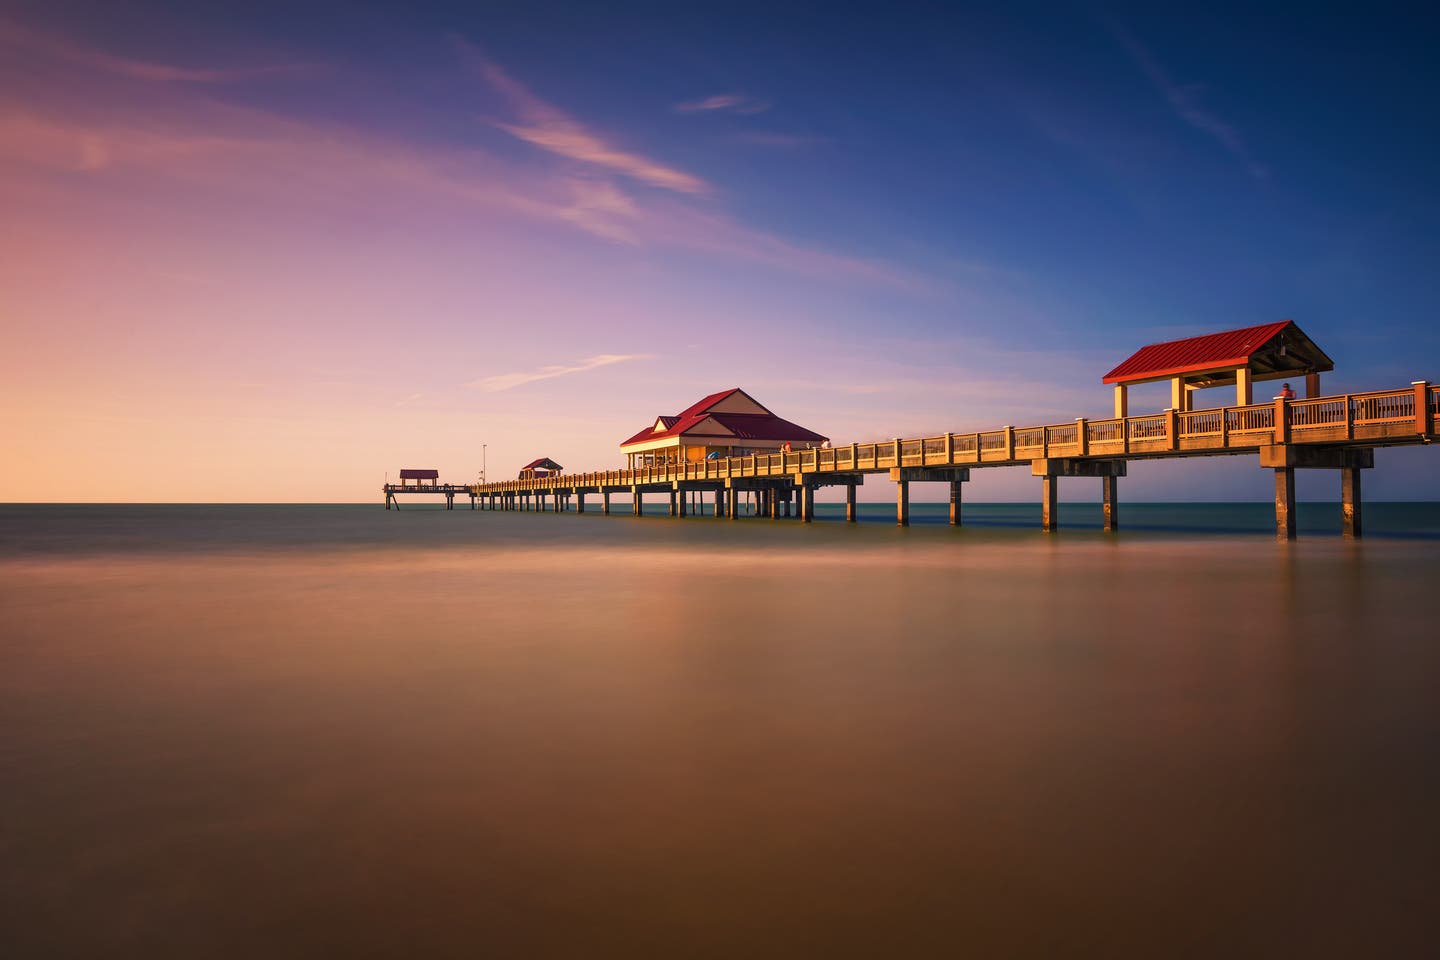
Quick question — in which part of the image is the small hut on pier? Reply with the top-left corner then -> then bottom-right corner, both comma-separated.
398,468 -> 439,487
620,388 -> 828,468
1103,320 -> 1334,415
518,457 -> 563,479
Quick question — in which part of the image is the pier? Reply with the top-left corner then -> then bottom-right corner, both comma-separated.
462,382 -> 1438,540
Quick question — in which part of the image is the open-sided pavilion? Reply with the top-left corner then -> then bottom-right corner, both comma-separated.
1104,320 -> 1334,416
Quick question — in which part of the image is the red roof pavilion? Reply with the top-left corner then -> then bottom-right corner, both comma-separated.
1104,320 -> 1333,414
620,388 -> 827,467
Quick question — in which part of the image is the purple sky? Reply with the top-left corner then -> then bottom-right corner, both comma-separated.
3,3 -> 1437,502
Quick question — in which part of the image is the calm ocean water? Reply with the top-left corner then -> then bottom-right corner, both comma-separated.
3,503 -> 1439,957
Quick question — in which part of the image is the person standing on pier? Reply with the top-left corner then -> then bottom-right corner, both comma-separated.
1279,383 -> 1296,400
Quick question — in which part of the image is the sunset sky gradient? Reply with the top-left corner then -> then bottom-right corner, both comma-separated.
4,2 -> 1437,502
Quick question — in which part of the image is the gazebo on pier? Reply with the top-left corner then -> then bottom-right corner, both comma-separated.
1103,320 -> 1334,416
398,468 -> 439,487
620,388 -> 828,468
518,458 -> 563,479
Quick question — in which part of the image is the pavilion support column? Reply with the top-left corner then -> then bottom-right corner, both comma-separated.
1114,384 -> 1129,419
1275,468 -> 1297,541
948,480 -> 963,526
1041,475 -> 1058,532
1236,367 -> 1254,406
1306,373 -> 1321,399
846,483 -> 857,523
896,479 -> 910,527
1170,377 -> 1185,413
1102,475 -> 1119,532
1341,467 -> 1362,539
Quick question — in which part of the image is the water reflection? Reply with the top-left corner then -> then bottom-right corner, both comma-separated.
2,516 -> 1437,956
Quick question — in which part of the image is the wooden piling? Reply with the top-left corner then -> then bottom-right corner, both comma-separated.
1275,467 -> 1296,541
1341,467 -> 1362,539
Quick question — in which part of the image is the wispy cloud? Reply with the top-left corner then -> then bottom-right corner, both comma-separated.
0,22 -> 928,292
674,93 -> 769,115
1111,24 -> 1267,180
0,18 -> 310,83
459,41 -> 709,195
469,354 -> 652,393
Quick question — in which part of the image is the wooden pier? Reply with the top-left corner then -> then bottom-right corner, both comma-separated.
460,382 -> 1438,540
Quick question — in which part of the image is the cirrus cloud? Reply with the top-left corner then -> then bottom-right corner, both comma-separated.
469,354 -> 653,393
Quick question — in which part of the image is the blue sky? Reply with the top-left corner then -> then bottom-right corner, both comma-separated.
3,1 -> 1437,500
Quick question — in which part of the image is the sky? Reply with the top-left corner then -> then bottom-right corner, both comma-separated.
2,0 -> 1438,502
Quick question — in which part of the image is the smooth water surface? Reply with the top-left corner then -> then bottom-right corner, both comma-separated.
2,504 -> 1438,957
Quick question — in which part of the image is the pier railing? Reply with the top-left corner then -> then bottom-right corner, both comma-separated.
473,383 -> 1436,496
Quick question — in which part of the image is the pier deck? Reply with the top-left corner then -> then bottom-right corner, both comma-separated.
460,382 -> 1438,539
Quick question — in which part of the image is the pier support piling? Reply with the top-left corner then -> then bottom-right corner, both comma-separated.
1259,444 -> 1373,541
1275,467 -> 1296,541
1031,460 -> 1124,533
948,480 -> 963,526
1341,467 -> 1362,539
846,483 -> 857,523
1102,475 -> 1119,532
896,479 -> 910,527
1041,476 -> 1057,533
602,490 -> 611,515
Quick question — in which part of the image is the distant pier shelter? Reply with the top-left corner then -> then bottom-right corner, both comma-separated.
383,468 -> 474,510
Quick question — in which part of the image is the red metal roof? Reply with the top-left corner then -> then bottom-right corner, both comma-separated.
399,468 -> 439,479
520,457 -> 563,471
620,389 -> 825,447
1103,320 -> 1294,384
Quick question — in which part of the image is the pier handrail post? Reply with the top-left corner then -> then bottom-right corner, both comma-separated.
1166,408 -> 1179,450
850,442 -> 858,469
1274,396 -> 1291,444
1003,427 -> 1014,461
1076,418 -> 1088,457
1415,381 -> 1432,435
945,432 -> 955,464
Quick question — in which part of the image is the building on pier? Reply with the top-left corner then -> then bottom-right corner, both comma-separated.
619,388 -> 828,469
518,458 -> 563,479
1104,320 -> 1333,416
398,468 -> 439,487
